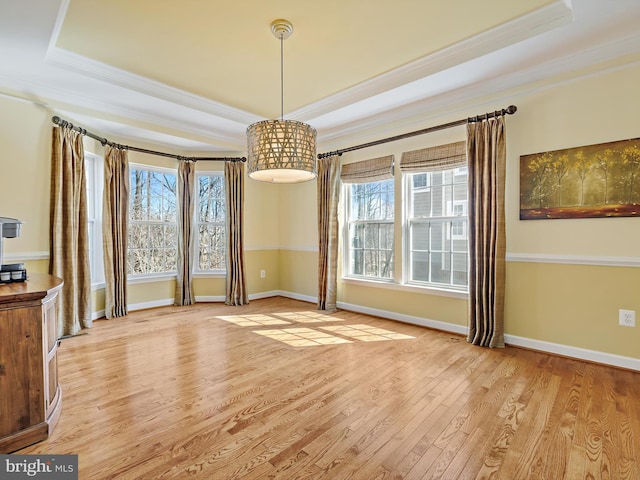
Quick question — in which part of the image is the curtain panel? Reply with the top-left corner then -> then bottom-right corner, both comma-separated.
466,116 -> 506,348
176,160 -> 196,306
102,145 -> 129,319
400,141 -> 467,173
340,155 -> 394,184
317,155 -> 341,311
225,161 -> 248,306
50,126 -> 92,337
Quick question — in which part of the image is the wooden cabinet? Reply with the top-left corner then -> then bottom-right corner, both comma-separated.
0,273 -> 63,453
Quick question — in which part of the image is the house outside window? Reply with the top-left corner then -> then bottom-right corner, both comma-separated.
400,141 -> 468,291
404,167 -> 468,289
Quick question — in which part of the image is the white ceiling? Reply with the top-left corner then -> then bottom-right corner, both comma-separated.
1,0 -> 640,154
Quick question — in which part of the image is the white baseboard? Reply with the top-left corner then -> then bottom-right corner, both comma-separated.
276,290 -> 318,304
194,295 -> 226,302
336,301 -> 639,371
128,298 -> 175,312
90,298 -> 175,320
336,301 -> 469,336
90,291 -> 639,371
503,334 -> 640,371
249,290 -> 282,300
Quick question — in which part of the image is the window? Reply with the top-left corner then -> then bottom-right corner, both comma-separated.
85,152 -> 104,284
404,167 -> 468,289
128,165 -> 177,275
195,173 -> 226,272
344,179 -> 394,279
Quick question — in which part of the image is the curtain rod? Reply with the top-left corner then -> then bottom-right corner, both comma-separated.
317,105 -> 517,159
51,116 -> 246,162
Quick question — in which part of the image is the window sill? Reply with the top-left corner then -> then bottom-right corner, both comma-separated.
90,272 -> 224,290
341,277 -> 468,299
128,273 -> 177,285
193,272 -> 226,279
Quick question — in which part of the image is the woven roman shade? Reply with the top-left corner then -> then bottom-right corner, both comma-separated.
400,141 -> 466,173
340,155 -> 394,184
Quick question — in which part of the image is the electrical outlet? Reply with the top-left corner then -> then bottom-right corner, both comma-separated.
260,269 -> 266,279
619,309 -> 636,327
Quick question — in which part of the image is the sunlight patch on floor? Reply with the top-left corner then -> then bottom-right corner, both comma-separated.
253,328 -> 352,347
320,324 -> 415,342
214,314 -> 291,327
273,311 -> 344,323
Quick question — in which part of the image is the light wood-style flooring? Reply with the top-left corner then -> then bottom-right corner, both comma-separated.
18,297 -> 640,479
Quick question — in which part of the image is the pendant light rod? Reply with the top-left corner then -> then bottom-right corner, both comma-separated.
271,19 -> 293,121
280,33 -> 284,121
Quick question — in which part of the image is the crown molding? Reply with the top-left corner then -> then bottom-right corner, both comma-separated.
291,1 -> 573,122
316,33 -> 640,149
45,46 -> 262,128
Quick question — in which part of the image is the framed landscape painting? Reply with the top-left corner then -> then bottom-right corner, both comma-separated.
520,137 -> 640,220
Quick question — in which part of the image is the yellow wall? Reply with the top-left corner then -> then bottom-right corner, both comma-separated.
1,63 -> 639,363
277,64 -> 640,361
0,97 -> 52,257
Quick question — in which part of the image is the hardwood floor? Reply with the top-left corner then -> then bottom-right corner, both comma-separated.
16,297 -> 640,479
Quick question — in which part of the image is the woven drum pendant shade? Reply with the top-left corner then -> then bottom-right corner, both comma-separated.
246,19 -> 317,184
247,119 -> 317,183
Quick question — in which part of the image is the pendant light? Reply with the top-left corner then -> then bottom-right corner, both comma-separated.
246,19 -> 317,183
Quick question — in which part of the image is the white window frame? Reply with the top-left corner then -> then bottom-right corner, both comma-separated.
342,179 -> 395,281
85,152 -> 105,287
402,168 -> 468,291
194,172 -> 226,275
128,163 -> 178,278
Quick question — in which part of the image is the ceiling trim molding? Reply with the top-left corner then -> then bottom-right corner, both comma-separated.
0,71 -> 245,148
316,33 -> 640,148
45,0 -> 571,131
45,49 -> 262,127
290,0 -> 573,122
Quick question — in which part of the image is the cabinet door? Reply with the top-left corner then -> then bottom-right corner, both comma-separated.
42,297 -> 59,414
0,307 -> 44,438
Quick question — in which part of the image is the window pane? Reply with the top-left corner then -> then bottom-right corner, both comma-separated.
346,179 -> 394,280
412,251 -> 429,282
452,253 -> 468,286
380,223 -> 394,250
364,224 -> 379,249
411,223 -> 429,251
351,249 -> 364,276
364,250 -> 379,277
379,250 -> 393,279
430,253 -> 450,284
128,167 -> 177,275
195,174 -> 226,272
405,167 -> 468,290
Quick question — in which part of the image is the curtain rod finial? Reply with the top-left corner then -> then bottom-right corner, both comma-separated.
506,105 -> 517,115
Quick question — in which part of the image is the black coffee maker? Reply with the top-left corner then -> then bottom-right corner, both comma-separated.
0,217 -> 26,283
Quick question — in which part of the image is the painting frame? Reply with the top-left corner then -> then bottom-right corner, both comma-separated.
519,137 -> 640,220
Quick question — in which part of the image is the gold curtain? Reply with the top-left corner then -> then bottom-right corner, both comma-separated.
225,161 -> 248,306
317,155 -> 341,311
50,126 -> 92,337
176,160 -> 195,306
466,116 -> 506,348
102,145 -> 129,319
